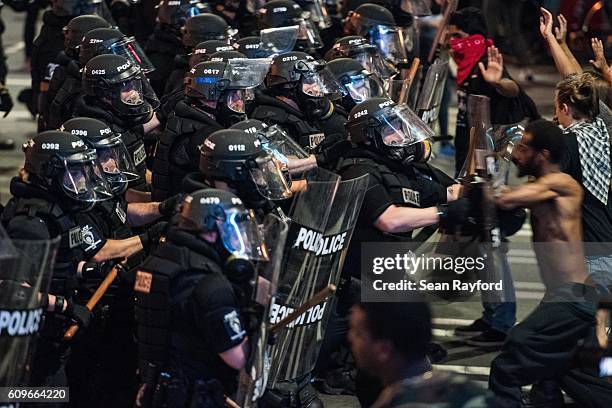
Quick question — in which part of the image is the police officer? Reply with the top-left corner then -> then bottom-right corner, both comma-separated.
30,0 -> 79,122
324,35 -> 399,84
145,0 -> 210,96
151,59 -> 260,201
326,57 -> 386,112
134,189 -> 268,407
249,51 -> 348,169
58,117 -> 178,406
335,97 -> 469,403
75,54 -> 160,200
1,130 -> 113,389
189,40 -> 236,68
163,13 -> 234,96
234,36 -> 265,58
257,0 -> 323,55
42,15 -> 111,131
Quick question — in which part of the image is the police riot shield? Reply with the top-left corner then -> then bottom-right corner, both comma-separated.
236,214 -> 289,407
268,173 -> 369,385
0,226 -> 59,387
491,121 -> 526,190
415,54 -> 449,127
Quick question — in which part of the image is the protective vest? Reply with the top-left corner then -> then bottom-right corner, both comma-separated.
47,61 -> 82,130
1,196 -> 83,295
151,101 -> 222,201
135,233 -> 223,373
250,101 -> 324,151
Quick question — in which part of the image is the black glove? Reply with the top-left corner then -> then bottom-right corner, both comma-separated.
139,221 -> 168,252
81,260 -> 117,281
437,198 -> 472,230
0,87 -> 13,118
64,299 -> 92,328
158,194 -> 183,217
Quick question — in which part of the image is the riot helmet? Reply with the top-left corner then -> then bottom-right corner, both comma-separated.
265,51 -> 345,100
189,40 -> 235,67
83,54 -> 159,125
347,97 -> 434,164
63,15 -> 111,59
344,3 -> 409,65
234,36 -> 265,59
60,117 -> 139,195
199,129 -> 293,208
257,0 -> 323,51
208,50 -> 247,63
327,57 -> 385,110
177,189 -> 269,261
79,27 -> 155,72
231,119 -> 309,163
181,13 -> 234,48
325,36 -> 398,81
184,59 -> 270,125
156,0 -> 210,29
23,131 -> 113,209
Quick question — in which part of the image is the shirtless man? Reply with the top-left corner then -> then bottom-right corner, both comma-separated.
489,119 -> 612,408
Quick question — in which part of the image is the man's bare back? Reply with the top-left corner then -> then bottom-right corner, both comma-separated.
498,172 -> 589,289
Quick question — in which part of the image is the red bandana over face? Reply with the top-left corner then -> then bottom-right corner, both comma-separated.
449,34 -> 494,86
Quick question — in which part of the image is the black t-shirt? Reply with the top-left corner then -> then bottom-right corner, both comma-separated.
173,272 -> 246,393
561,131 -> 612,250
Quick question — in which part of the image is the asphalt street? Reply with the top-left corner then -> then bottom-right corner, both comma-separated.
0,7 -> 571,407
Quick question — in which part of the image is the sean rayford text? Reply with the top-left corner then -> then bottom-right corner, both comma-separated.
371,279 -> 504,293
371,252 -> 486,275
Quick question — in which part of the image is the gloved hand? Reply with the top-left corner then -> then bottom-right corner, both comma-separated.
81,260 -> 117,281
158,194 -> 183,217
437,198 -> 473,230
139,221 -> 168,252
0,87 -> 13,118
63,299 -> 92,328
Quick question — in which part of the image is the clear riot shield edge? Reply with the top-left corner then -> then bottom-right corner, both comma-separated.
268,173 -> 369,385
0,226 -> 59,387
415,53 -> 450,127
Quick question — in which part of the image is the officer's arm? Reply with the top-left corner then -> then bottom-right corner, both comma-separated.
91,236 -> 143,263
127,202 -> 161,226
143,112 -> 161,134
374,205 -> 440,233
219,337 -> 249,370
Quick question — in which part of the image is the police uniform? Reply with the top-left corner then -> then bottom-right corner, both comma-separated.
152,100 -> 223,201
163,53 -> 190,96
43,51 -> 81,131
145,26 -> 185,97
136,226 -> 247,406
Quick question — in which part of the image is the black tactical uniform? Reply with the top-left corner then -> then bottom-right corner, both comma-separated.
152,59 -> 266,201
42,15 -> 111,131
135,189 -> 265,407
1,131 -> 113,389
145,0 -> 210,96
31,6 -> 75,124
249,51 -> 348,169
75,54 -> 159,193
163,13 -> 232,96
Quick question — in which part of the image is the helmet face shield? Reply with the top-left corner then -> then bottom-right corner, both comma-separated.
344,72 -> 385,103
217,206 -> 269,261
226,88 -> 254,113
120,79 -> 145,106
61,151 -> 113,203
304,0 -> 332,30
375,104 -> 435,147
95,135 -> 139,193
297,61 -> 346,100
258,124 -> 309,160
249,153 -> 293,201
353,50 -> 398,80
110,37 -> 156,73
260,26 -> 299,55
370,26 -> 409,65
297,17 -> 323,49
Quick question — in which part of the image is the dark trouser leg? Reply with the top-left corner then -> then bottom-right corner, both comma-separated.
489,300 -> 594,407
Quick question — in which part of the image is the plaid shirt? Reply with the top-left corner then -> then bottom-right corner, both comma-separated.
564,118 -> 611,205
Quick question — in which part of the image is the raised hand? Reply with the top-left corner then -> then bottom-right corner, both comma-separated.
539,7 -> 554,41
479,46 -> 504,85
555,14 -> 568,44
589,37 -> 612,82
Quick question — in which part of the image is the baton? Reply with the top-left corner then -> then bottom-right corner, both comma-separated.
63,266 -> 119,341
428,0 -> 458,63
270,284 -> 336,333
399,58 -> 421,103
225,396 -> 241,408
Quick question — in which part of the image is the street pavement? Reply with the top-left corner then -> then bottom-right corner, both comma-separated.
0,7 -> 572,407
